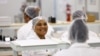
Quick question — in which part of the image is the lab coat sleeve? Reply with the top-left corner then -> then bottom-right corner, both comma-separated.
17,25 -> 28,40
17,23 -> 31,40
89,31 -> 97,37
17,28 -> 26,40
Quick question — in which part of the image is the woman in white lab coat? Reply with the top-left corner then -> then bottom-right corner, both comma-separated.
61,10 -> 99,42
17,6 -> 40,40
17,6 -> 54,40
21,16 -> 55,56
53,19 -> 100,56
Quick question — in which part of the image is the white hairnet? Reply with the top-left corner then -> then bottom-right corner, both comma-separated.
32,16 -> 48,29
69,19 -> 89,43
72,10 -> 88,21
24,6 -> 39,19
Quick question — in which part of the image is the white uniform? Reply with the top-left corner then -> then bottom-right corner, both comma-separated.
61,30 -> 99,42
21,30 -> 55,56
17,20 -> 32,40
53,43 -> 100,56
17,20 -> 54,40
17,20 -> 55,56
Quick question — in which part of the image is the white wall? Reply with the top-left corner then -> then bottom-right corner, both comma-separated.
0,0 -> 100,20
87,0 -> 99,12
75,0 -> 86,11
0,0 -> 25,17
41,0 -> 54,18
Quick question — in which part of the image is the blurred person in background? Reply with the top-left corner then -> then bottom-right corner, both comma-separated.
61,10 -> 99,42
53,19 -> 100,56
23,6 -> 40,23
14,2 -> 28,23
17,6 -> 40,40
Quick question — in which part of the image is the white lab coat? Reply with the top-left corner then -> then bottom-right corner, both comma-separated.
17,20 -> 55,56
53,43 -> 100,56
61,30 -> 100,42
21,30 -> 55,56
17,20 -> 54,40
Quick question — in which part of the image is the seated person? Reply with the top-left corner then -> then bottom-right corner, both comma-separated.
20,16 -> 55,56
53,19 -> 100,56
61,10 -> 99,41
17,6 -> 54,40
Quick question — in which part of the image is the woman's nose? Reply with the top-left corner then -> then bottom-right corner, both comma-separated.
41,25 -> 45,28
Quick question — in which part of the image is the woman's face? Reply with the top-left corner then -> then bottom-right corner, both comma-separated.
34,20 -> 48,38
24,13 -> 31,23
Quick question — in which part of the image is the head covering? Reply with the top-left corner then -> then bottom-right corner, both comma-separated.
72,10 -> 87,21
24,6 -> 39,19
32,16 -> 48,29
69,19 -> 89,43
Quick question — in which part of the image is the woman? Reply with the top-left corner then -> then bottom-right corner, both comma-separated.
61,10 -> 99,42
27,16 -> 53,39
53,19 -> 100,56
17,6 -> 54,40
17,6 -> 40,40
22,16 -> 54,56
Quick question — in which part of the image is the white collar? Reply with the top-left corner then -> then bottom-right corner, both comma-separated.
70,43 -> 90,48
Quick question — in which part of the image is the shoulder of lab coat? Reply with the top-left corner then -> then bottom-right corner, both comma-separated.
17,20 -> 32,40
89,30 -> 98,37
53,43 -> 100,56
60,30 -> 99,42
60,31 -> 70,42
61,30 -> 97,38
61,31 -> 69,38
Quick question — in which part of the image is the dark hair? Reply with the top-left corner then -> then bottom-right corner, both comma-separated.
69,19 -> 88,43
